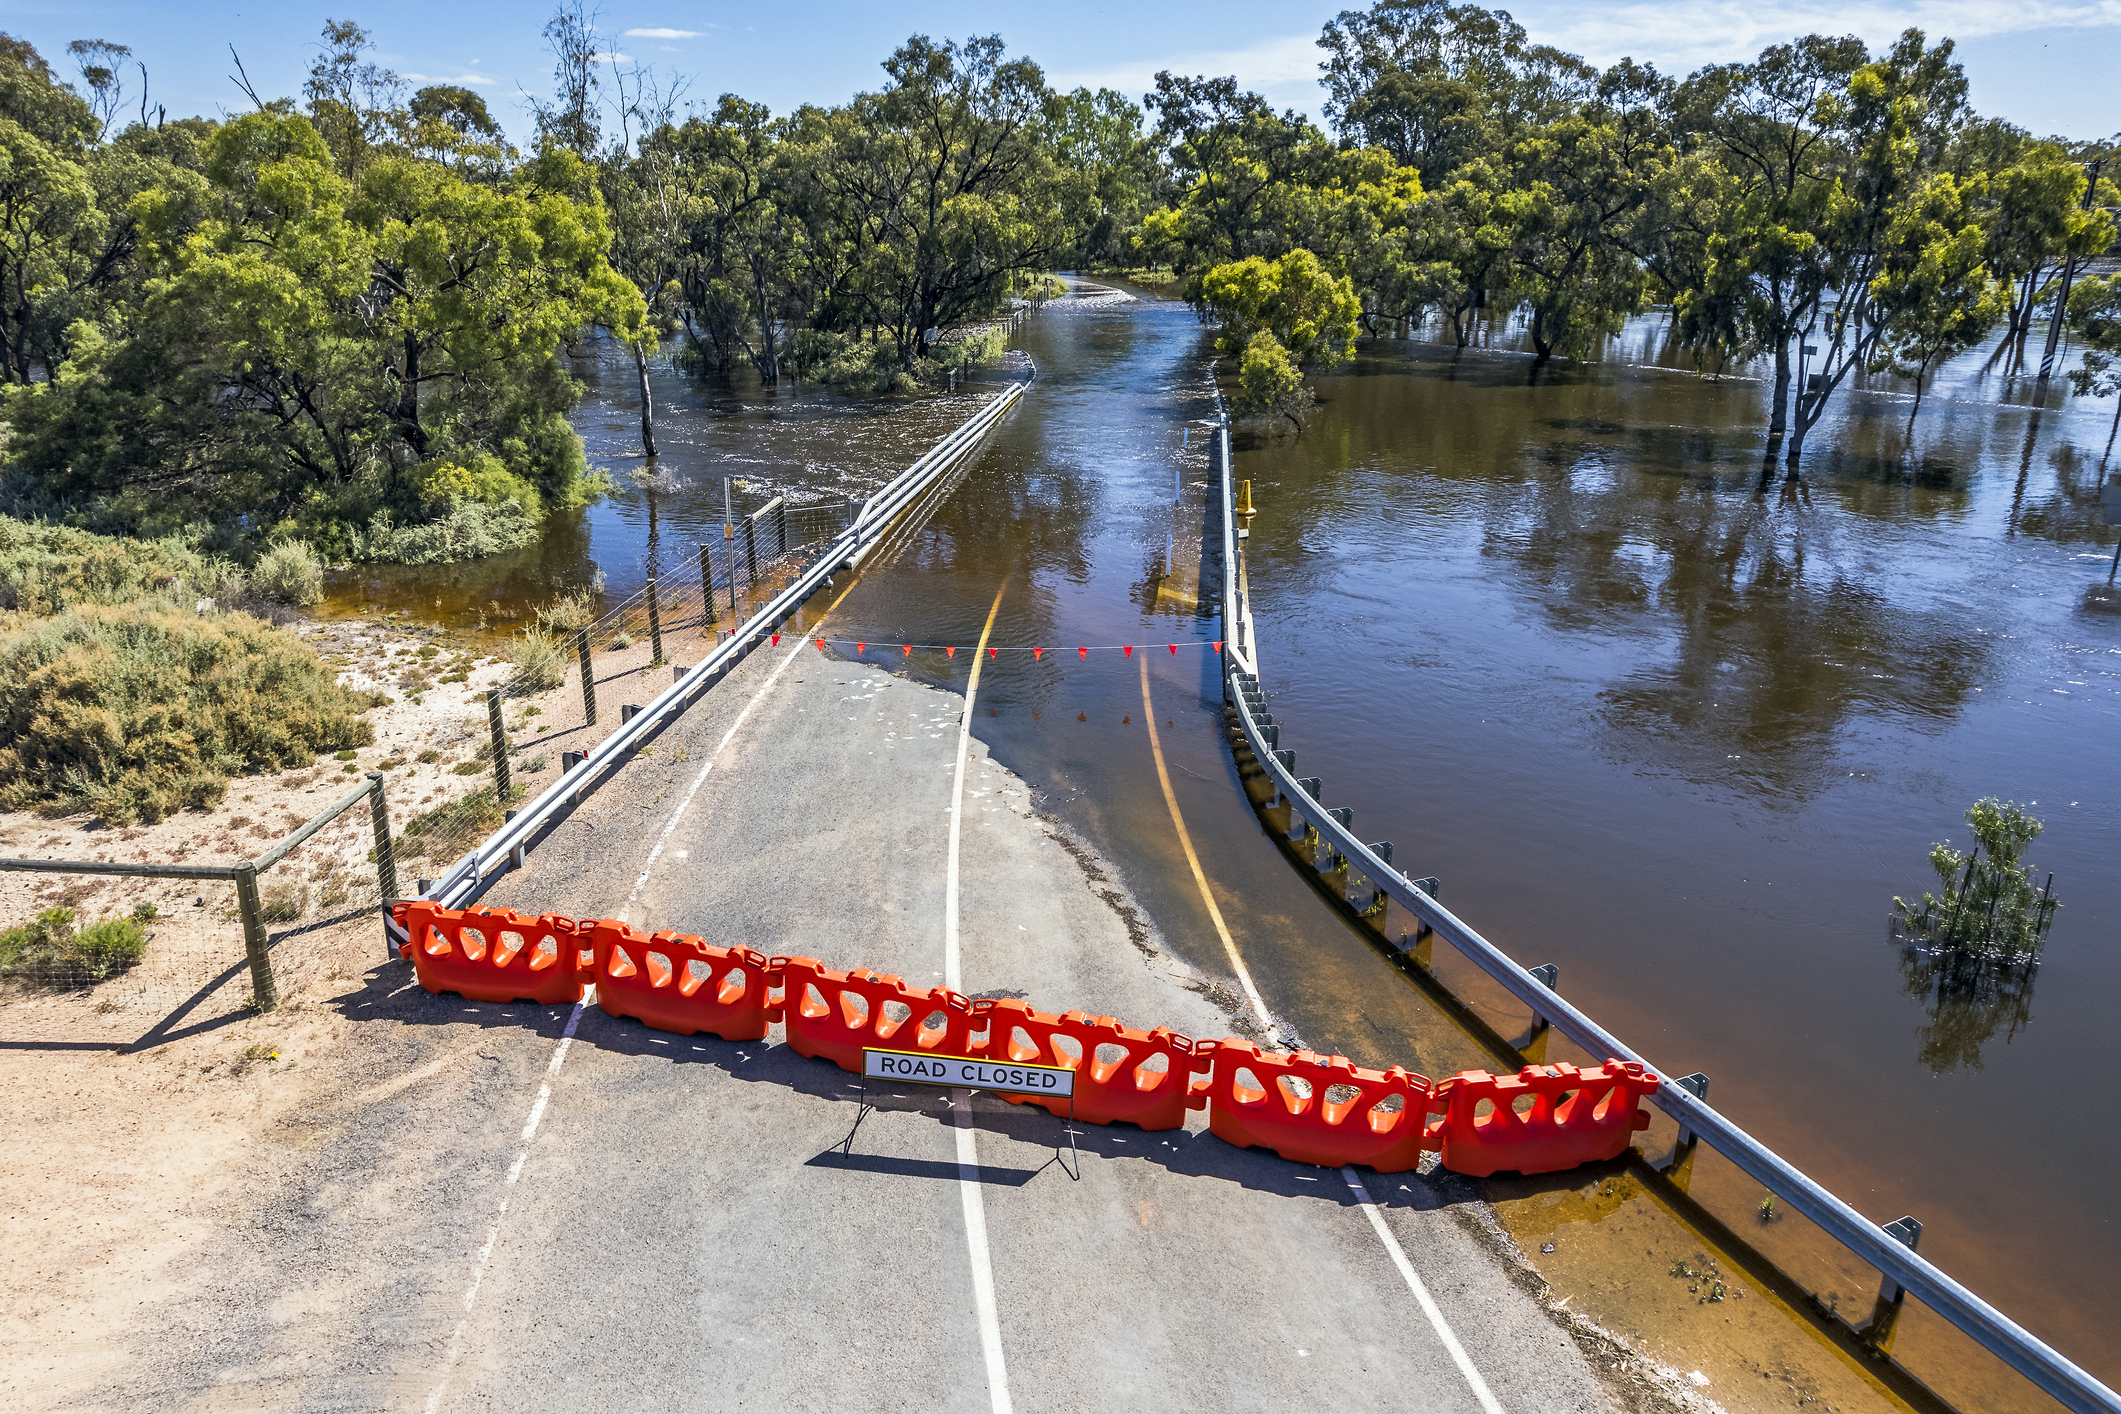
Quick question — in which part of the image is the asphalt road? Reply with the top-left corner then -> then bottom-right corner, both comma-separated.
396,603 -> 1618,1413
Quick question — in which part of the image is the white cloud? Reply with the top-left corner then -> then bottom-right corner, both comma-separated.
590,51 -> 636,64
1512,0 -> 2121,71
1056,2 -> 2121,119
1052,33 -> 1322,110
405,72 -> 498,87
624,27 -> 701,39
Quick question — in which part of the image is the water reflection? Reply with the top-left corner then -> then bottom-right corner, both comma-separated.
1898,943 -> 2039,1074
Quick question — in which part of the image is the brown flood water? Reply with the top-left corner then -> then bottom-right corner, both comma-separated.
325,285 -> 2121,1411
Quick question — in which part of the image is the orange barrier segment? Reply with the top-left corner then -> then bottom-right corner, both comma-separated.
971,999 -> 1211,1131
1432,1060 -> 1660,1177
396,902 -> 590,1006
1205,1040 -> 1439,1172
770,955 -> 975,1072
589,919 -> 773,1041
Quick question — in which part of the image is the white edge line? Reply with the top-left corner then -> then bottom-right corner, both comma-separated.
1342,1166 -> 1505,1414
944,591 -> 1011,1414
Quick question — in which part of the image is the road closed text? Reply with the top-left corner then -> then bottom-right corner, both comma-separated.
862,1048 -> 1077,1097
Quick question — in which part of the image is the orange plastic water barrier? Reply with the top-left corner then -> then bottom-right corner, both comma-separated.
1432,1060 -> 1660,1177
1205,1040 -> 1440,1173
771,955 -> 975,1072
971,999 -> 1211,1131
396,901 -> 590,1006
589,919 -> 773,1041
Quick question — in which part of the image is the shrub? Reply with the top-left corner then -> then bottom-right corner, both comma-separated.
251,539 -> 325,606
0,603 -> 375,823
534,586 -> 599,636
0,515 -> 235,616
924,326 -> 1008,378
260,879 -> 306,922
348,500 -> 541,565
1237,332 -> 1314,425
508,627 -> 567,694
0,906 -> 147,986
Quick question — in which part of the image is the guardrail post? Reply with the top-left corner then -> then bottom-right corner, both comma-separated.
1671,1072 -> 1709,1150
743,515 -> 758,585
365,770 -> 397,904
700,544 -> 718,626
1878,1217 -> 1922,1304
576,630 -> 597,726
646,575 -> 665,666
486,689 -> 511,804
233,862 -> 278,1013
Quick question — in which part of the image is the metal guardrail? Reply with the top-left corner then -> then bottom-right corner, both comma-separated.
422,370 -> 1034,917
1209,414 -> 2119,1414
3,771 -> 398,1013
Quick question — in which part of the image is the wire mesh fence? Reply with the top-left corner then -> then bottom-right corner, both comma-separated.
0,772 -> 399,1017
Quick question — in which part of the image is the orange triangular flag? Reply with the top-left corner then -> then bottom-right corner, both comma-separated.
771,634 -> 780,647
1212,640 -> 1222,653
1078,646 -> 1088,659
1123,645 -> 1133,658
1168,644 -> 1178,654
946,646 -> 956,659
902,644 -> 911,656
1033,647 -> 1043,660
987,646 -> 996,659
856,642 -> 866,654
815,638 -> 825,651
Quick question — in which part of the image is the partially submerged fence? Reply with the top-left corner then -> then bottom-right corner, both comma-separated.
410,368 -> 1033,917
0,771 -> 398,1012
1208,414 -> 2118,1414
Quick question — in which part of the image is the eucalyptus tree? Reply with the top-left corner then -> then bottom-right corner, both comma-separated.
1668,34 -> 1869,441
302,20 -> 404,178
1779,32 -> 1975,465
1317,0 -> 1594,187
1050,86 -> 1157,268
1975,145 -> 2113,375
1140,73 -> 1320,272
801,34 -> 1064,367
1501,61 -> 1676,365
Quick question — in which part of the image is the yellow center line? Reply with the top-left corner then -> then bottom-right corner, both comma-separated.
946,582 -> 1008,992
1139,655 -> 1272,1029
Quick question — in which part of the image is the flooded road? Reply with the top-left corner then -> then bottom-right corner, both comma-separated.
325,287 -> 2121,1410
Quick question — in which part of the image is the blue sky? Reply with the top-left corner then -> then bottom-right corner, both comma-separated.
1,0 -> 2114,141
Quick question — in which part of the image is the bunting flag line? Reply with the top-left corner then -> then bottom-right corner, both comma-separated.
687,633 -> 1226,659
785,638 -> 1224,659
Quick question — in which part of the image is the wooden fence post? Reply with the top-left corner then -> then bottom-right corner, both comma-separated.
233,863 -> 278,1012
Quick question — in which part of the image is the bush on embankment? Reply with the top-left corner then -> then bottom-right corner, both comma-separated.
0,906 -> 147,987
0,601 -> 375,824
0,516 -> 236,615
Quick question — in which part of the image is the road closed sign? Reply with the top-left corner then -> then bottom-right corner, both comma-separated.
862,1047 -> 1076,1097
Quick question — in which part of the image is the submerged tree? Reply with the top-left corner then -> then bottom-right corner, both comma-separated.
2066,275 -> 2121,463
1892,798 -> 2058,960
1891,798 -> 2057,1073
